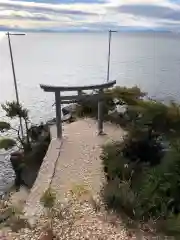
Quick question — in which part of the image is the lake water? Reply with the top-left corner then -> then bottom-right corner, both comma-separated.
1,32 -> 180,124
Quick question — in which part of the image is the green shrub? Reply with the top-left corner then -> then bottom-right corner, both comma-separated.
76,86 -> 145,119
123,128 -> 164,165
76,86 -> 180,138
132,100 -> 180,137
101,135 -> 180,238
40,188 -> 56,209
0,121 -> 11,132
102,179 -> 139,218
0,138 -> 16,150
0,120 -> 16,150
105,86 -> 146,105
101,142 -> 134,182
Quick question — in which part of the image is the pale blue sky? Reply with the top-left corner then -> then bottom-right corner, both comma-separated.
0,0 -> 180,31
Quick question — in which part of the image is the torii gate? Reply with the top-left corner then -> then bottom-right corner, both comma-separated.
40,80 -> 116,138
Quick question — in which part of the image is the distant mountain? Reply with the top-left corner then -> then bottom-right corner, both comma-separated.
0,25 -> 174,34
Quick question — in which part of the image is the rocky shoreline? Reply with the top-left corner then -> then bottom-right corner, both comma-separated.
0,123 -> 50,199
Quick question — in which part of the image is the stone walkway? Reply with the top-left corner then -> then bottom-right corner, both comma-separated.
51,118 -> 125,200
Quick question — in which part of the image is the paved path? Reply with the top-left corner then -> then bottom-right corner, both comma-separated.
51,118 -> 125,200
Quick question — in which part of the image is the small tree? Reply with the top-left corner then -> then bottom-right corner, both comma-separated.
1,101 -> 31,151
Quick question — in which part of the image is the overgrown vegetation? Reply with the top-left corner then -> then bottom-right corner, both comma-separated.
40,188 -> 57,237
91,86 -> 180,238
0,120 -> 16,150
0,101 -> 50,190
1,101 -> 32,151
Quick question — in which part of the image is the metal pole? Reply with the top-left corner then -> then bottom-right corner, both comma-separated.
106,30 -> 117,82
107,30 -> 112,82
7,32 -> 24,137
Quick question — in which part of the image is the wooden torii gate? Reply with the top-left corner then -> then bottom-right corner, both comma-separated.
40,80 -> 116,138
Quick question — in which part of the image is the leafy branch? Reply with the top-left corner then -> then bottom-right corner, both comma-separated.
0,101 -> 33,151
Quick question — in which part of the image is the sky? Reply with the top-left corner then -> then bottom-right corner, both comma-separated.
0,0 -> 180,32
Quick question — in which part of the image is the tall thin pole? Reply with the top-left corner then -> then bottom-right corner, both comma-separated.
107,30 -> 112,82
7,32 -> 24,137
106,30 -> 117,82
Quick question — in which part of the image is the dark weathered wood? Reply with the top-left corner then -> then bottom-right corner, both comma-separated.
60,93 -> 100,101
40,80 -> 116,92
55,91 -> 62,138
40,80 -> 116,138
53,94 -> 103,105
98,89 -> 103,135
61,100 -> 78,104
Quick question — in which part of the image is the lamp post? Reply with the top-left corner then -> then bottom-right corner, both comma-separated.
6,32 -> 26,138
107,30 -> 117,82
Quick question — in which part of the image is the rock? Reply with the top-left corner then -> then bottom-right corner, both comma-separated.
46,118 -> 56,126
39,229 -> 53,240
11,151 -> 24,157
62,113 -> 72,122
108,99 -> 128,116
48,104 -> 78,124
10,151 -> 25,190
29,123 -> 49,142
62,104 -> 77,115
10,152 -> 24,172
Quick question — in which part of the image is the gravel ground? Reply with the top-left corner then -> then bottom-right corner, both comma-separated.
51,118 -> 125,200
0,195 -> 131,240
0,193 -> 161,239
0,119 -> 166,239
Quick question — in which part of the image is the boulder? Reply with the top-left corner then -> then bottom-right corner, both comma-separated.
10,151 -> 25,190
47,104 -> 78,125
29,123 -> 49,142
62,104 -> 77,115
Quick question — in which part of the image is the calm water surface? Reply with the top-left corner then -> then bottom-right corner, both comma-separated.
1,32 -> 180,124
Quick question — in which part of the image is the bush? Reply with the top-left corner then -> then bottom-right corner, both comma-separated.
131,100 -> 180,137
102,180 -> 139,218
0,121 -> 16,150
123,128 -> 164,165
101,135 -> 180,237
101,128 -> 164,180
0,121 -> 11,132
105,86 -> 146,105
0,138 -> 16,150
76,86 -> 145,119
76,86 -> 180,138
40,188 -> 56,209
136,146 -> 180,220
101,142 -> 135,182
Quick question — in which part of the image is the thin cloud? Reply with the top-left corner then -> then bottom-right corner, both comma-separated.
117,4 -> 180,21
0,0 -> 180,31
0,0 -> 103,15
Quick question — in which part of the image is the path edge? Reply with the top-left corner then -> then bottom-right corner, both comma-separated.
24,138 -> 62,225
